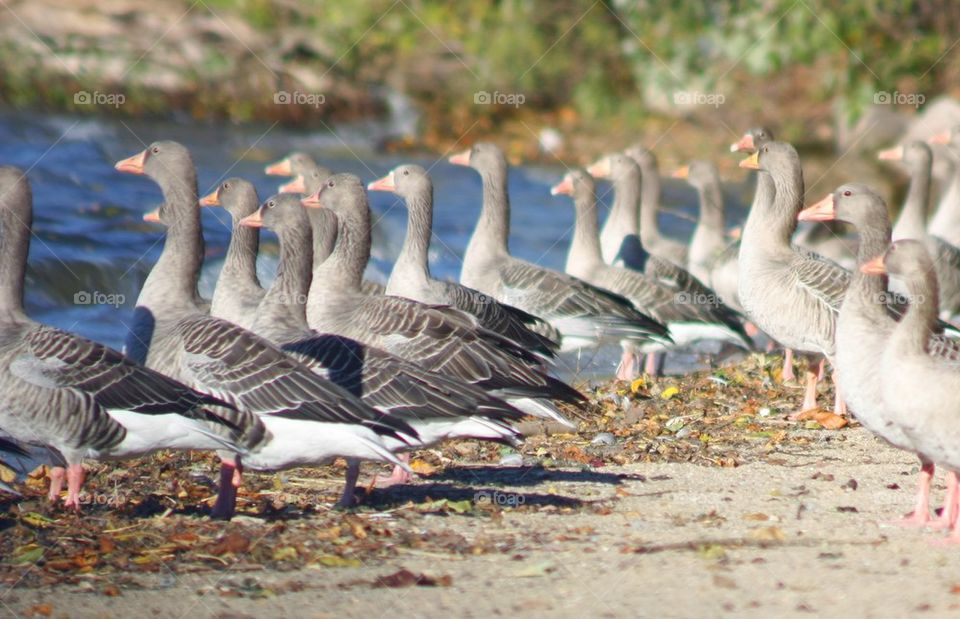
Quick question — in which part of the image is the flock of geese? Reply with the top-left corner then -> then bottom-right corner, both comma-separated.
2,124 -> 960,543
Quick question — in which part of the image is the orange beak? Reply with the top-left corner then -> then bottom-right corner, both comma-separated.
279,176 -> 306,194
239,209 -> 264,228
929,130 -> 952,145
877,145 -> 904,161
199,188 -> 221,206
860,255 -> 887,275
798,193 -> 836,222
729,134 -> 755,153
367,171 -> 396,192
738,152 -> 760,170
301,191 -> 322,209
142,208 -> 160,223
265,157 -> 292,176
671,165 -> 690,179
586,157 -> 611,179
550,177 -> 574,196
115,150 -> 147,175
448,149 -> 471,166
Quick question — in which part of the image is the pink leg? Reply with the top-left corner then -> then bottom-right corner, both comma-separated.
782,349 -> 795,382
816,357 -> 826,382
789,365 -> 819,420
48,466 -> 65,503
373,454 -> 413,488
336,458 -> 362,508
211,456 -> 242,520
832,367 -> 847,416
892,460 -> 934,527
616,348 -> 638,381
643,352 -> 661,378
63,464 -> 85,510
930,470 -> 959,530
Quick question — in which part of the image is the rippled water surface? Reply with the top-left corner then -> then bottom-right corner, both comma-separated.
2,112 -> 756,377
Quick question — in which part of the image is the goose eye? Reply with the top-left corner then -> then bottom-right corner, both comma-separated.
843,190 -> 852,197
327,181 -> 334,187
403,170 -> 409,176
152,146 -> 160,154
223,183 -> 230,190
762,146 -> 769,153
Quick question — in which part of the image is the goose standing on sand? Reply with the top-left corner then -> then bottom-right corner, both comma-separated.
368,164 -> 560,356
879,140 -> 960,317
737,142 -> 847,416
302,172 -> 584,425
800,184 -> 960,526
620,145 -> 688,267
238,193 -> 525,504
202,178 -> 265,328
0,166 -> 255,509
864,240 -> 960,540
449,142 -> 670,368
552,169 -> 751,354
116,141 -> 418,518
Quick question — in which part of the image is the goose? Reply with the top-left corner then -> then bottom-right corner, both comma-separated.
368,163 -> 560,357
302,173 -> 585,426
671,160 -> 739,303
737,142 -> 847,416
800,184 -> 960,525
927,125 -> 960,247
115,141 -> 418,518
279,164 -> 386,296
241,192 -> 525,504
589,153 -> 749,375
200,178 -> 265,328
880,140 -> 960,317
0,166 -> 257,509
552,168 -> 751,356
620,145 -> 688,267
864,240 -> 960,540
265,151 -> 329,193
449,142 -> 671,368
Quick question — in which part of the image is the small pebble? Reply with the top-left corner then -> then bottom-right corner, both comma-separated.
591,432 -> 616,446
500,453 -> 524,466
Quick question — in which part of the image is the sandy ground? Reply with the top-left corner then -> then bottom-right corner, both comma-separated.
4,427 -> 960,619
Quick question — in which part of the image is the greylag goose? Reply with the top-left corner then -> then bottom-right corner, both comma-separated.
620,146 -> 688,267
737,142 -> 847,416
265,151 -> 328,191
280,163 -> 386,296
200,178 -> 265,328
241,193 -> 524,503
881,140 -> 960,317
864,239 -> 960,540
800,184 -> 960,525
449,142 -> 671,361
116,141 -> 418,518
368,164 -> 560,357
0,166 -> 255,509
552,168 -> 750,349
927,126 -> 960,247
672,160 -> 739,306
301,172 -> 583,425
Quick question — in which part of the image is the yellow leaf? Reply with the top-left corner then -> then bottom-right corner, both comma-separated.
660,386 -> 680,400
630,378 -> 645,393
312,555 -> 362,568
272,546 -> 298,561
410,459 -> 437,475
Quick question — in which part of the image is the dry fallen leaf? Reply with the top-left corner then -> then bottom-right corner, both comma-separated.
209,532 -> 250,556
750,526 -> 786,541
410,459 -> 437,475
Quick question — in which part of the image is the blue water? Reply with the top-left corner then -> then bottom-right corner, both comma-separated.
1,112 -> 754,372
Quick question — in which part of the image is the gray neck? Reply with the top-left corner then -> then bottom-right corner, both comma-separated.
260,223 -> 312,329
307,208 -> 339,269
764,164 -> 804,249
892,160 -> 931,240
566,190 -> 605,275
222,216 -> 261,289
310,207 -> 368,300
895,269 -> 939,353
638,158 -> 661,243
609,169 -> 640,237
0,201 -> 30,319
847,222 -> 893,320
392,186 -> 433,285
465,165 -> 510,263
